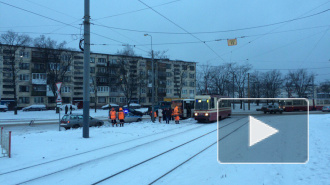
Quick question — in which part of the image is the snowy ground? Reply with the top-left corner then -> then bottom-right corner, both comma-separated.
0,113 -> 329,184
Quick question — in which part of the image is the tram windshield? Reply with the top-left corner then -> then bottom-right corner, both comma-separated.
195,99 -> 209,110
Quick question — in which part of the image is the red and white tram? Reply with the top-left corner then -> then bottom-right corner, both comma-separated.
279,99 -> 330,111
194,95 -> 231,122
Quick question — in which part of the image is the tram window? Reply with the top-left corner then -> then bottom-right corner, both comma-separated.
293,100 -> 301,105
286,101 -> 292,105
210,98 -> 214,109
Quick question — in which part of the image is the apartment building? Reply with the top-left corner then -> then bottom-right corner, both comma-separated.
0,45 -> 196,109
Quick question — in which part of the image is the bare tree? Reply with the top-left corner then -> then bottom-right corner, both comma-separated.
209,64 -> 231,95
286,69 -> 314,98
0,30 -> 31,115
262,70 -> 283,99
117,45 -> 136,57
148,49 -> 169,59
230,63 -> 251,108
318,80 -> 330,95
196,64 -> 213,95
33,35 -> 72,111
250,71 -> 263,105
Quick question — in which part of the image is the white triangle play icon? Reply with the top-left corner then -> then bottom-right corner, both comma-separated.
249,116 -> 279,147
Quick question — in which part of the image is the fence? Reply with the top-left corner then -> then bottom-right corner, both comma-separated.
1,127 -> 11,158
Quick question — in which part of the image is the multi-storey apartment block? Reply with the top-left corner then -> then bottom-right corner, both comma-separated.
0,45 -> 196,110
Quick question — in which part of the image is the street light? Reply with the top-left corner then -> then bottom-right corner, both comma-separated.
144,34 -> 155,122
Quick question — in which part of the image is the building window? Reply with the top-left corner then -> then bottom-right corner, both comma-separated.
61,55 -> 71,61
189,90 -> 195,94
19,74 -> 29,81
189,73 -> 194,78
98,67 -> 106,73
140,97 -> 146,103
34,97 -> 44,103
110,87 -> 117,92
97,86 -> 109,92
120,97 -> 127,103
33,85 -> 46,91
49,63 -> 60,70
166,64 -> 171,69
62,86 -> 71,93
182,89 -> 187,94
110,97 -> 117,103
63,76 -> 71,82
34,63 -> 45,70
90,67 -> 95,73
19,51 -> 29,58
19,97 -> 30,104
189,82 -> 195,87
166,81 -> 172,86
98,58 -> 106,63
166,72 -> 172,77
166,89 -> 172,94
139,61 -> 146,67
110,59 -> 117,64
62,97 -> 70,103
98,97 -> 106,103
189,66 -> 195,71
19,63 -> 30,70
182,65 -> 187,70
32,73 -> 46,80
141,88 -> 146,94
90,57 -> 95,63
100,77 -> 107,83
182,81 -> 187,86
19,86 -> 30,92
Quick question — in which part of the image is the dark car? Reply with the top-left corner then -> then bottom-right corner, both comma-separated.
264,105 -> 283,114
124,108 -> 144,117
322,106 -> 330,112
60,114 -> 104,129
0,105 -> 8,112
22,105 -> 47,111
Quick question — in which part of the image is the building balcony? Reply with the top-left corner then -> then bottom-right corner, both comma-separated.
32,68 -> 46,73
32,79 -> 47,85
31,91 -> 46,96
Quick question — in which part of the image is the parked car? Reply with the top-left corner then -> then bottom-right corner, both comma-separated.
60,114 -> 104,129
264,105 -> 283,114
102,104 -> 119,110
22,104 -> 47,111
124,108 -> 144,117
122,112 -> 142,123
0,105 -> 8,112
322,106 -> 330,112
60,104 -> 78,111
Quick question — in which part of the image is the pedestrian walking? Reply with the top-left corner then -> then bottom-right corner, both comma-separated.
165,108 -> 171,124
110,107 -> 117,127
158,108 -> 163,123
65,105 -> 68,114
69,105 -> 73,114
174,106 -> 180,124
162,109 -> 166,121
118,107 -> 125,127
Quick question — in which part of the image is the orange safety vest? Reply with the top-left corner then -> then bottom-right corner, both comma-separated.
174,108 -> 179,116
154,111 -> 157,118
118,111 -> 124,120
175,115 -> 180,121
110,110 -> 116,120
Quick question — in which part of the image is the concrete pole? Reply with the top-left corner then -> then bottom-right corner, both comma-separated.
232,73 -> 235,109
151,45 -> 155,123
248,73 -> 250,110
83,0 -> 90,138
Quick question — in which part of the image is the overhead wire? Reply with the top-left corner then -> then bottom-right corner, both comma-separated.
137,0 -> 225,61
94,0 -> 182,20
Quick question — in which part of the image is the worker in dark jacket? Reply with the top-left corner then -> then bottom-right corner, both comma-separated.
165,108 -> 171,124
65,105 -> 68,114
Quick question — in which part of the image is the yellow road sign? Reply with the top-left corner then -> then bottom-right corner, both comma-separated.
227,38 -> 237,46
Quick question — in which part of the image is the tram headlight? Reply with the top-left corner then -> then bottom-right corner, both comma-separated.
194,112 -> 198,116
205,113 -> 209,116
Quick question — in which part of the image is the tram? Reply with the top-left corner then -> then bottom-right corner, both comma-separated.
194,95 -> 231,122
279,99 -> 330,111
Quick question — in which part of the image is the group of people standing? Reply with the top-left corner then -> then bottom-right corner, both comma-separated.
64,105 -> 73,115
109,107 -> 125,127
155,106 -> 180,124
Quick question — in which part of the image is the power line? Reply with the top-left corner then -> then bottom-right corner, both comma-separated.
137,0 -> 225,61
93,9 -> 330,35
94,0 -> 182,20
196,64 -> 330,71
0,1 -> 149,53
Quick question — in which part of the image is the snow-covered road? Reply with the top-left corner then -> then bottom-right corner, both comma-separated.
0,114 -> 329,185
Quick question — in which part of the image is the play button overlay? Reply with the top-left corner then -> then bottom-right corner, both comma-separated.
217,98 -> 308,164
249,116 -> 278,147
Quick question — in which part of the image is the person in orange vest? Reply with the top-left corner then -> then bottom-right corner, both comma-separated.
154,111 -> 157,121
174,106 -> 180,124
118,107 -> 125,127
110,107 -> 117,127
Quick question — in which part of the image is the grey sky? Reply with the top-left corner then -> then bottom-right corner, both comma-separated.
1,0 -> 329,83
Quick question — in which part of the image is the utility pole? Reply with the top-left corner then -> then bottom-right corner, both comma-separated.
144,34 -> 155,122
232,73 -> 235,109
248,73 -> 250,110
83,0 -> 90,138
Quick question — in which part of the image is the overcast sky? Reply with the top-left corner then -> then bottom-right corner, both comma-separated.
1,0 -> 329,83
